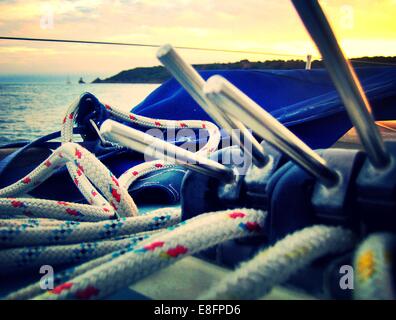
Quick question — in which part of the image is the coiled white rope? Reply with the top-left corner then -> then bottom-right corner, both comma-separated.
61,99 -> 220,214
199,225 -> 356,300
0,94 -> 219,218
5,230 -> 160,300
0,142 -> 136,221
34,208 -> 265,300
0,95 -> 220,221
0,207 -> 181,248
0,96 -> 220,276
5,208 -> 266,299
0,230 -> 159,274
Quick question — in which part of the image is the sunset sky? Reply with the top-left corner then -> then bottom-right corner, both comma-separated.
0,0 -> 395,78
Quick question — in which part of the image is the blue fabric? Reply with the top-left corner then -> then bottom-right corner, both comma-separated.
133,67 -> 396,149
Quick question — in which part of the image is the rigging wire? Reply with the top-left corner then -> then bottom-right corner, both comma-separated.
1,36 -> 396,66
0,36 -> 305,58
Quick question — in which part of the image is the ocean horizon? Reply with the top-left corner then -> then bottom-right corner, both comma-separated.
0,81 -> 159,145
0,74 -> 106,84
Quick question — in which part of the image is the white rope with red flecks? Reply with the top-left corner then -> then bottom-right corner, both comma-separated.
0,95 -> 220,277
18,208 -> 267,300
0,96 -> 220,223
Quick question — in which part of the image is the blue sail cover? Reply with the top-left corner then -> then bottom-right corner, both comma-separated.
132,67 -> 396,149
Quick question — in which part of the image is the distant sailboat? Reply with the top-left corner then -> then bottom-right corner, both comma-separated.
66,76 -> 71,85
78,77 -> 85,84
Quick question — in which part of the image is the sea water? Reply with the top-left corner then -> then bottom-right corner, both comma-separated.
0,79 -> 159,145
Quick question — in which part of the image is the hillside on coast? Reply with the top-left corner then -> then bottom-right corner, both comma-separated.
92,56 -> 396,84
